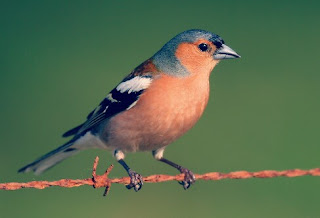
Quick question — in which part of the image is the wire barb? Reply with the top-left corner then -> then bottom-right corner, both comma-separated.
91,157 -> 113,196
0,157 -> 319,196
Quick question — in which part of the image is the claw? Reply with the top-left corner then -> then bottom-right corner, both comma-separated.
126,169 -> 143,192
179,168 -> 196,190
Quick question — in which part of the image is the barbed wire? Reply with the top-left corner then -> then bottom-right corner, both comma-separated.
1,157 -> 319,196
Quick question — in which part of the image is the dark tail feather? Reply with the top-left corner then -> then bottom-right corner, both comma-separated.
18,140 -> 79,175
62,124 -> 83,137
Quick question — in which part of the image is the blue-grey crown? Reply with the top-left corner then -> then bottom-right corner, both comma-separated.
152,29 -> 224,77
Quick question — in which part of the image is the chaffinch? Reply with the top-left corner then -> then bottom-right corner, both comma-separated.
19,29 -> 240,191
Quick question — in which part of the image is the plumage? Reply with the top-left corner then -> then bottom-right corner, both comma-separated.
18,140 -> 77,175
19,29 -> 240,191
64,73 -> 154,138
100,72 -> 210,152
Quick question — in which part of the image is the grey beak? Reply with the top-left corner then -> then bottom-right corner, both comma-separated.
213,44 -> 241,60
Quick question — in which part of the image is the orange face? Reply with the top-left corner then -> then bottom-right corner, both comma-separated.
175,39 -> 220,76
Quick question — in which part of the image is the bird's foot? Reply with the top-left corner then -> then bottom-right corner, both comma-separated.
179,168 -> 196,190
126,169 -> 143,192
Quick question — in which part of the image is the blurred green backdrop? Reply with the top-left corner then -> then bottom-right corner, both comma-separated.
1,0 -> 320,217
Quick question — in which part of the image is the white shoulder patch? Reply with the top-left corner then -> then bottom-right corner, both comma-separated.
116,76 -> 152,94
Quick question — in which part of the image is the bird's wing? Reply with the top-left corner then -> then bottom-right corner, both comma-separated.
62,74 -> 154,137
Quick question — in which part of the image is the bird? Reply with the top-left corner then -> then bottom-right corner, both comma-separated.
18,29 -> 240,191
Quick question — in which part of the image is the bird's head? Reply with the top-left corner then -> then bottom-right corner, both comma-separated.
152,29 -> 240,77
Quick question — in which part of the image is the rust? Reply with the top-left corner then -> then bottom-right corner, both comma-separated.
0,157 -> 319,196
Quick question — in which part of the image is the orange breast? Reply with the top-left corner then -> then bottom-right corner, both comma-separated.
102,73 -> 210,152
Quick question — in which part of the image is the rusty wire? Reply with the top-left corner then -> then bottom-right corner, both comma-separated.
1,157 -> 319,196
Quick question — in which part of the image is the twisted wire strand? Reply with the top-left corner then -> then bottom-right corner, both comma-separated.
1,157 -> 319,195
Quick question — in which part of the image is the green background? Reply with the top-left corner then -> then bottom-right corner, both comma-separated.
1,0 -> 320,217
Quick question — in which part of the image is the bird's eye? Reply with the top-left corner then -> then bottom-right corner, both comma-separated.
198,43 -> 208,52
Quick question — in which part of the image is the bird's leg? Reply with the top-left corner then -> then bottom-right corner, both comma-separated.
118,159 -> 143,191
114,150 -> 143,191
159,158 -> 196,190
152,148 -> 196,190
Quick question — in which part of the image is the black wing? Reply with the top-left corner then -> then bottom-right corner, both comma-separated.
62,75 -> 153,137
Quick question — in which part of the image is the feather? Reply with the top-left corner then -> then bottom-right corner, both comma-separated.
18,139 -> 77,175
61,75 -> 153,138
62,124 -> 83,137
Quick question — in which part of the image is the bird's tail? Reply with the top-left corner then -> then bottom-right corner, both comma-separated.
18,140 -> 79,175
